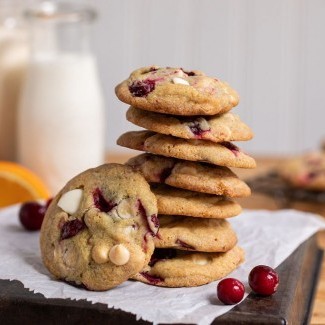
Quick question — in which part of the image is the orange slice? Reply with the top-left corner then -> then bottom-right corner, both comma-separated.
0,161 -> 50,208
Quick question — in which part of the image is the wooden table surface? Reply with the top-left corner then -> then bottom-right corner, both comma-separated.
108,152 -> 325,325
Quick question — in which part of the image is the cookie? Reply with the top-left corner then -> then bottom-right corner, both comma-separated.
152,185 -> 241,219
40,163 -> 159,291
126,153 -> 251,197
117,131 -> 256,169
132,246 -> 244,287
279,151 -> 325,190
155,215 -> 237,252
126,106 -> 253,142
115,66 -> 239,116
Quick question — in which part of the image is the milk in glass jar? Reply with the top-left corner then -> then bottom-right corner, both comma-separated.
0,0 -> 28,160
18,1 -> 105,194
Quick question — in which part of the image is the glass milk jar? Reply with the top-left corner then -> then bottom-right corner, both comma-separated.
0,0 -> 28,161
18,1 -> 105,194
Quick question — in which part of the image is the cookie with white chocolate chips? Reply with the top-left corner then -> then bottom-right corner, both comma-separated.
126,106 -> 253,143
152,184 -> 242,219
117,131 -> 256,169
126,153 -> 251,197
40,163 -> 159,291
132,246 -> 244,287
115,66 -> 239,116
279,151 -> 325,190
155,215 -> 237,252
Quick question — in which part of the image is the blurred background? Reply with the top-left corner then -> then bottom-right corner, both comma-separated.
1,0 -> 325,195
93,0 -> 325,156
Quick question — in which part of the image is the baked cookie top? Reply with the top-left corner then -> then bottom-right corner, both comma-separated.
115,66 -> 239,116
155,215 -> 237,252
279,151 -> 325,190
152,184 -> 242,219
126,106 -> 253,143
40,163 -> 159,291
132,246 -> 244,287
117,131 -> 256,169
126,153 -> 251,197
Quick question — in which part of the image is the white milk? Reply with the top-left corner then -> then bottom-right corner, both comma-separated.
0,28 -> 27,160
18,54 -> 105,194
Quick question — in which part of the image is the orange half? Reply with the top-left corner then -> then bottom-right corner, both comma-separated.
0,161 -> 50,208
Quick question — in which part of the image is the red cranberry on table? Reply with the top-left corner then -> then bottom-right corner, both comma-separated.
19,199 -> 52,231
249,265 -> 279,296
217,278 -> 245,305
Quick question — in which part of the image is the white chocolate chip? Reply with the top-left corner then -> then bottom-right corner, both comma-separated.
109,244 -> 130,266
172,77 -> 190,85
116,199 -> 134,219
92,245 -> 109,264
123,225 -> 137,235
192,256 -> 208,265
196,117 -> 210,131
57,189 -> 83,215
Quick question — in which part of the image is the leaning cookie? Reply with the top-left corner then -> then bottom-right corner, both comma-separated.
132,246 -> 244,287
126,106 -> 253,142
117,131 -> 256,169
279,151 -> 325,190
126,153 -> 251,197
40,164 -> 159,291
115,66 -> 239,116
152,185 -> 241,219
155,215 -> 237,252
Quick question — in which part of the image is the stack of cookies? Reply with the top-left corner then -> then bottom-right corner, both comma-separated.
115,66 -> 256,287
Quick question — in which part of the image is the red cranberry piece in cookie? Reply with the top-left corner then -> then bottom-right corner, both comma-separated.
297,171 -> 319,185
180,68 -> 196,76
129,79 -> 156,97
148,66 -> 159,73
175,239 -> 195,250
217,278 -> 245,305
188,118 -> 211,138
19,201 -> 47,231
60,219 -> 86,240
140,272 -> 164,284
249,265 -> 279,296
220,142 -> 240,157
137,199 -> 159,235
93,188 -> 117,213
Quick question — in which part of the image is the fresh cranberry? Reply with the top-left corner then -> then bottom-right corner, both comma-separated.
93,188 -> 116,213
60,219 -> 86,240
249,265 -> 279,296
129,79 -> 156,97
217,278 -> 245,305
19,201 -> 47,231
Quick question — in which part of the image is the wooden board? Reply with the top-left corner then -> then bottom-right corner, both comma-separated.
0,235 -> 322,325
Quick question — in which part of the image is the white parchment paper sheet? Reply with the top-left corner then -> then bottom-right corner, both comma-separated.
1,206 -> 325,325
